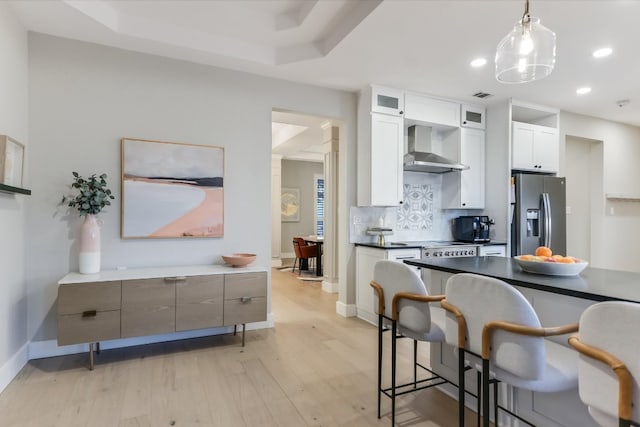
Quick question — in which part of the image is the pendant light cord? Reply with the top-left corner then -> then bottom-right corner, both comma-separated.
521,0 -> 531,25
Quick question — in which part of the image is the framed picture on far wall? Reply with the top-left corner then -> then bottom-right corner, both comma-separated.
281,187 -> 300,222
121,138 -> 224,238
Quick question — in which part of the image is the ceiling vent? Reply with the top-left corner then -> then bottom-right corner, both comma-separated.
472,91 -> 493,99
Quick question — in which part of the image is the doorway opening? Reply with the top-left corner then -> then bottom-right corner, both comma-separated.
271,109 -> 339,294
565,135 -> 603,264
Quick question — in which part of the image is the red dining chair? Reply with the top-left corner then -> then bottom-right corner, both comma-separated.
292,237 -> 316,275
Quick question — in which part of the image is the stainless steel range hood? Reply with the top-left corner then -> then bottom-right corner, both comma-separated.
403,125 -> 469,173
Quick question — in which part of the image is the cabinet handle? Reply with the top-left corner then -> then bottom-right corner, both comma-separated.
399,110 -> 404,115
164,276 -> 187,282
82,310 -> 97,318
462,203 -> 466,206
241,296 -> 252,304
175,276 -> 187,281
394,256 -> 416,260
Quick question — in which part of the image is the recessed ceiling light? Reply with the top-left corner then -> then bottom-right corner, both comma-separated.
592,47 -> 612,58
576,87 -> 592,95
470,58 -> 487,68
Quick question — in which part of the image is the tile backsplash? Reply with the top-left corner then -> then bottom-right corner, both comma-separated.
350,172 -> 480,243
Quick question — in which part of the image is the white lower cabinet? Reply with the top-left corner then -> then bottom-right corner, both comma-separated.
426,269 -> 598,427
355,246 -> 420,324
478,245 -> 506,257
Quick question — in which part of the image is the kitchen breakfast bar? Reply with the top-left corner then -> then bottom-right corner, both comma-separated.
403,256 -> 640,427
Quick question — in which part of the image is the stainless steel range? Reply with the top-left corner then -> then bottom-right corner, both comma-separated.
421,241 -> 478,258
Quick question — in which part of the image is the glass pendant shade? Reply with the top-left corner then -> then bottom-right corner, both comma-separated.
495,16 -> 556,83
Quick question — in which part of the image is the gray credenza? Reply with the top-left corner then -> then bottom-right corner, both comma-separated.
57,265 -> 268,369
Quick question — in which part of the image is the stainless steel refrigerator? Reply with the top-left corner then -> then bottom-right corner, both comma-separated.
511,173 -> 566,256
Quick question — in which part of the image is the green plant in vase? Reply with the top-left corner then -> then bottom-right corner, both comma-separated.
62,172 -> 115,274
62,172 -> 115,215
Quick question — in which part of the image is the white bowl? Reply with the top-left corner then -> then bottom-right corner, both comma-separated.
513,256 -> 588,276
222,253 -> 256,268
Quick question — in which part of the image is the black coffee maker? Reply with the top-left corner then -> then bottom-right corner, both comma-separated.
453,216 -> 491,243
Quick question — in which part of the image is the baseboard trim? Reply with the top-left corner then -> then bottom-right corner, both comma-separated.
0,342 -> 28,394
28,313 -> 275,360
322,280 -> 338,293
335,301 -> 357,317
280,251 -> 295,259
271,258 -> 282,267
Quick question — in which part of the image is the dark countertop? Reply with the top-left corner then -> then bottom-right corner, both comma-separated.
355,242 -> 424,249
354,241 -> 507,249
404,256 -> 640,303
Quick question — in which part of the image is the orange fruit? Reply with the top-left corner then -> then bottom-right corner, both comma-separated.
558,257 -> 575,264
535,246 -> 552,257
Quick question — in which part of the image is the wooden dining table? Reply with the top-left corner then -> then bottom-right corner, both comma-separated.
303,235 -> 324,277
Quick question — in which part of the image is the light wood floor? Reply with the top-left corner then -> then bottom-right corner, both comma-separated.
0,268 -> 476,426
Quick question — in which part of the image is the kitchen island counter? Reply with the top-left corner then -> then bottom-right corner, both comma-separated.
405,256 -> 640,302
405,256 -> 640,427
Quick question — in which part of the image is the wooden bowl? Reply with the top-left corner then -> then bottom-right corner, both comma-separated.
222,253 -> 256,268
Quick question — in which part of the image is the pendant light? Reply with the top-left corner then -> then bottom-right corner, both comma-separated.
495,0 -> 556,83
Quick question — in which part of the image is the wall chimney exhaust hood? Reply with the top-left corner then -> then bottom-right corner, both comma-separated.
403,125 -> 468,173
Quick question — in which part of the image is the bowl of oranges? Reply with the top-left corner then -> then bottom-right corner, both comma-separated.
513,246 -> 588,276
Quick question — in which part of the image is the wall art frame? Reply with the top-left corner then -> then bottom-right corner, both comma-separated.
121,138 -> 224,239
281,187 -> 300,222
0,135 -> 25,188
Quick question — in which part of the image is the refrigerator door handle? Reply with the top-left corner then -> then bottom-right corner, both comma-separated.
542,193 -> 552,248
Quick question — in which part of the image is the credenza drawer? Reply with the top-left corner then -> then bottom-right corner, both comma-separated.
58,281 -> 121,315
57,310 -> 120,345
224,272 -> 267,300
224,297 -> 267,325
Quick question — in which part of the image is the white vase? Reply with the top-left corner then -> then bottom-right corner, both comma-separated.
79,214 -> 101,274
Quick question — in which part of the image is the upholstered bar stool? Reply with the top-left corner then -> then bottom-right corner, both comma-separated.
370,260 -> 452,426
568,301 -> 640,427
442,273 -> 579,427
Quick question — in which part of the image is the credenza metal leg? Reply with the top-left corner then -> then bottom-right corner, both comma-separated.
89,343 -> 94,371
233,324 -> 237,336
242,324 -> 246,347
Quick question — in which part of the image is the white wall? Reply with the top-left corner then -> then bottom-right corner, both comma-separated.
27,34 -> 357,354
0,4 -> 29,391
561,112 -> 640,271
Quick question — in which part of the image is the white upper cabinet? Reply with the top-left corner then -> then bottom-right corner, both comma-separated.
512,121 -> 559,173
404,93 -> 460,128
370,85 -> 405,116
442,127 -> 485,209
357,111 -> 404,206
461,104 -> 486,129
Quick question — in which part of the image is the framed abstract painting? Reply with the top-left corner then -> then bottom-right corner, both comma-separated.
281,187 -> 300,222
121,138 -> 224,238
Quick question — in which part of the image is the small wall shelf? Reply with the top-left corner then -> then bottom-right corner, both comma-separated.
0,183 -> 31,195
606,194 -> 640,202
